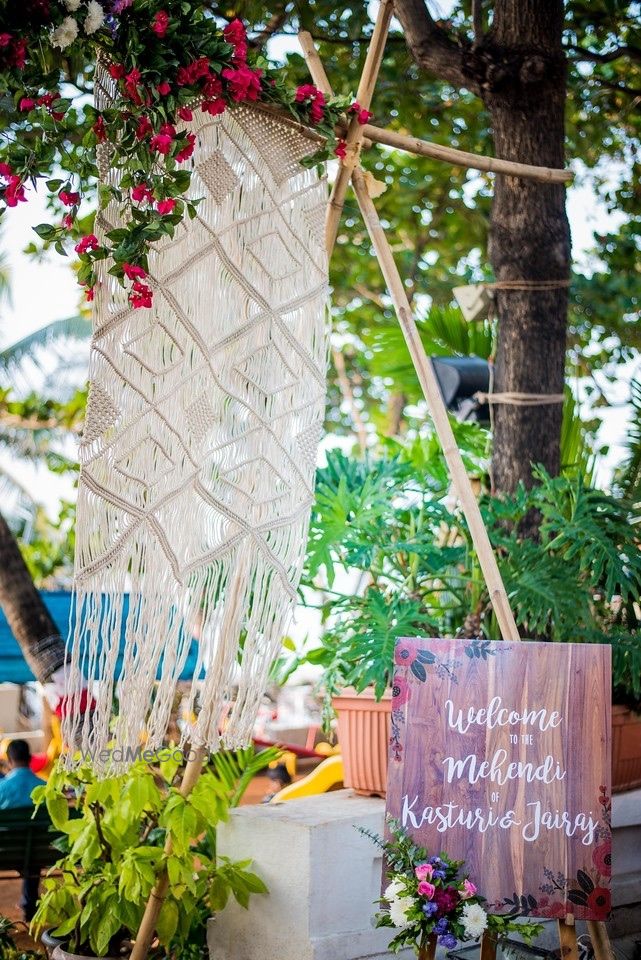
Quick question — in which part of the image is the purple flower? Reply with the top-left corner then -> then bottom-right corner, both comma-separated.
434,918 -> 449,935
422,901 -> 438,917
111,0 -> 133,11
439,933 -> 458,950
432,869 -> 447,880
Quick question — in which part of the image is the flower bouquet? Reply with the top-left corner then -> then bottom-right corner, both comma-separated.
364,820 -> 543,958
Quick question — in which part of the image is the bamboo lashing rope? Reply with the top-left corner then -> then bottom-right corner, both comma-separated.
484,279 -> 570,291
476,392 -> 565,406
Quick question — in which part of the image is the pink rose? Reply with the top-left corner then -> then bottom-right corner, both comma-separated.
418,881 -> 436,899
415,863 -> 434,882
460,879 -> 477,899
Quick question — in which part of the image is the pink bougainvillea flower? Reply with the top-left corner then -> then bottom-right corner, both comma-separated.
19,97 -> 35,111
391,674 -> 410,708
4,175 -> 26,207
202,75 -> 222,99
9,38 -> 27,70
222,64 -> 262,102
417,881 -> 436,899
415,863 -> 434,882
151,120 -> 176,150
349,101 -> 373,125
295,83 -> 325,123
123,262 -> 147,280
85,287 -> 95,302
175,132 -> 196,163
108,63 -> 126,80
460,879 -> 477,899
151,10 -> 170,37
124,68 -> 143,104
177,106 -> 193,122
130,280 -> 153,309
223,19 -> 247,63
131,183 -> 154,203
135,116 -> 152,141
155,198 -> 176,215
201,98 -> 225,116
334,138 -> 347,160
74,234 -> 100,255
59,190 -> 80,206
62,213 -> 74,230
93,115 -> 107,142
156,81 -> 171,96
0,162 -> 13,178
0,33 -> 11,48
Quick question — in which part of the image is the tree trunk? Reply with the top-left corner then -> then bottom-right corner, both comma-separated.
395,0 -> 571,498
483,0 -> 570,495
0,510 -> 66,683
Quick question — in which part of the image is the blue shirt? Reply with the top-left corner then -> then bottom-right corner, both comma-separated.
0,767 -> 43,809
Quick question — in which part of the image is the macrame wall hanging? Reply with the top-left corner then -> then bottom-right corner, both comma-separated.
63,68 -> 329,770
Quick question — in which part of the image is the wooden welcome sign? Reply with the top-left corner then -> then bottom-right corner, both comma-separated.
386,639 -> 612,921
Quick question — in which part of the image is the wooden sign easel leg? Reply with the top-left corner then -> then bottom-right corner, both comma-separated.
299,23 -> 616,960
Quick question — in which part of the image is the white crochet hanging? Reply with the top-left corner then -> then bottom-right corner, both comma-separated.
64,84 -> 329,770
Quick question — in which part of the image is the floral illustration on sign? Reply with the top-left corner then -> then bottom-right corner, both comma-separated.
495,789 -> 612,920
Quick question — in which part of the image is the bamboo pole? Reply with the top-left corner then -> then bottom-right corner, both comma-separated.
310,0 -> 395,252
129,745 -> 207,960
359,122 -> 573,183
350,166 -> 521,641
587,920 -> 616,960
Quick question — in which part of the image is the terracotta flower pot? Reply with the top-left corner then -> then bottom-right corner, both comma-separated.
333,687 -> 391,797
612,703 -> 641,792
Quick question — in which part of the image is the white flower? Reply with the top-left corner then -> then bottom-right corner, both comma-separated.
383,878 -> 405,902
461,903 -> 488,940
51,15 -> 79,49
84,0 -> 105,34
389,895 -> 414,928
64,0 -> 82,10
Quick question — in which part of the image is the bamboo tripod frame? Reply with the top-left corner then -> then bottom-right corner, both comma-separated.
129,7 -> 606,957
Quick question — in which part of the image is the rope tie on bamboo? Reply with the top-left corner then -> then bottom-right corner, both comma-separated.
483,279 -> 570,292
475,391 -> 565,406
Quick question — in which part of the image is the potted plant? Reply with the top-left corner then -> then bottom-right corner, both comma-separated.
0,916 -> 46,960
31,746 -> 276,958
301,443 -> 641,796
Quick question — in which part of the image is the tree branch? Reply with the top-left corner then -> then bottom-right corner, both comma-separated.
567,42 -> 641,64
394,0 -> 475,91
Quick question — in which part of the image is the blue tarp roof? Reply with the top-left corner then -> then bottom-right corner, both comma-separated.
0,591 -> 202,684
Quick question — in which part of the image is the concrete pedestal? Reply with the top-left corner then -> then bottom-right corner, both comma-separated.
207,789 -> 408,960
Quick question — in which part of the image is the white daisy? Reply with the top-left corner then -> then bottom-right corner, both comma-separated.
64,0 -> 82,10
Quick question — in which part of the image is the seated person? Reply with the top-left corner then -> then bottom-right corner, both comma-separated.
0,739 -> 45,920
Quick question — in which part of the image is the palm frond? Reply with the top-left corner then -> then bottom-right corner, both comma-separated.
210,745 -> 281,808
616,378 -> 641,502
0,315 -> 91,374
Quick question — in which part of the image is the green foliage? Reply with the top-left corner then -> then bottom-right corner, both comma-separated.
0,916 -> 45,960
31,746 -> 277,958
302,442 -> 641,711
